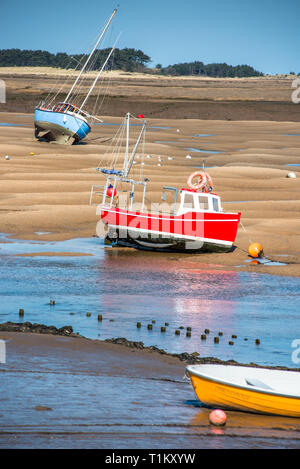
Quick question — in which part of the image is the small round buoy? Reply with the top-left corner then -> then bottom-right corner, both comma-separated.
248,242 -> 264,258
209,409 -> 227,427
106,186 -> 117,198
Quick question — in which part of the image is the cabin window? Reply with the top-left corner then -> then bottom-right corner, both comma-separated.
198,195 -> 209,210
183,193 -> 195,210
212,197 -> 220,211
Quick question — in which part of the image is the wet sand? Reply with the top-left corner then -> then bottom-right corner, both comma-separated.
1,330 -> 299,449
1,68 -> 299,121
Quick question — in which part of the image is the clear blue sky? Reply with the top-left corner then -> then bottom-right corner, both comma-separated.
1,0 -> 299,74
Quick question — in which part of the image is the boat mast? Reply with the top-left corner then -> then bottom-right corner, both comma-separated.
64,8 -> 117,103
124,119 -> 147,177
123,113 -> 130,176
79,43 -> 117,112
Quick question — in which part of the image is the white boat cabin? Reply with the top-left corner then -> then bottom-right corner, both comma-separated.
177,189 -> 222,215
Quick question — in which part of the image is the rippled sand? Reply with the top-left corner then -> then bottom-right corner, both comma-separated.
0,112 -> 299,276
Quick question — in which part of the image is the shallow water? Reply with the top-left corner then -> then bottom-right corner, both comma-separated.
0,234 -> 299,368
185,148 -> 223,154
0,123 -> 24,127
193,134 -> 216,137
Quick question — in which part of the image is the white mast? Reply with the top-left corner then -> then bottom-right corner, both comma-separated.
78,42 -> 117,112
125,119 -> 147,177
123,113 -> 130,175
65,8 -> 117,103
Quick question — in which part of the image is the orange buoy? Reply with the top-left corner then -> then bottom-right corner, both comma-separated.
209,409 -> 227,426
248,242 -> 264,258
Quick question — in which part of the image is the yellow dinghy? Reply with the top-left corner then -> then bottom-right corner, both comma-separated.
186,364 -> 300,417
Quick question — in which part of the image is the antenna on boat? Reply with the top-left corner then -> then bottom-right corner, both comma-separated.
65,8 -> 118,103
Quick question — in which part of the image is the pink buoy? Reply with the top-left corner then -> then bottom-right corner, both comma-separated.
209,409 -> 227,426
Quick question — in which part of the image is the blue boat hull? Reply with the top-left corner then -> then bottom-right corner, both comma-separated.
34,108 -> 91,144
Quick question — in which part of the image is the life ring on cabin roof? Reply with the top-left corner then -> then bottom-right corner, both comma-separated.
187,171 -> 213,192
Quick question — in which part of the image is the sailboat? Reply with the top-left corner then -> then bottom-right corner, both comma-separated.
90,113 -> 241,253
34,8 -> 117,145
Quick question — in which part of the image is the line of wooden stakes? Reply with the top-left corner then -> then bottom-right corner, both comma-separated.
18,304 -> 261,346
136,321 -> 261,346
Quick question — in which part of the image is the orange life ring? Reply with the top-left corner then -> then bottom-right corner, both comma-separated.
187,171 -> 207,191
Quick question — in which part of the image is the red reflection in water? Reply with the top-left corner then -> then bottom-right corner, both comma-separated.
99,250 -> 238,337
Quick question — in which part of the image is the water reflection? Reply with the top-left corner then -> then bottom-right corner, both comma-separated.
0,236 -> 299,367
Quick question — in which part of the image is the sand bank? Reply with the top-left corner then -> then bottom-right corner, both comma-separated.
0,112 -> 299,277
0,328 -> 300,449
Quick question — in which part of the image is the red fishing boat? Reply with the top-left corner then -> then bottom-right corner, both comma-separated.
90,113 -> 241,253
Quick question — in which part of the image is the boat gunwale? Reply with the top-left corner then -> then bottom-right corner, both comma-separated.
35,107 -> 91,129
101,205 -> 242,220
186,365 -> 300,400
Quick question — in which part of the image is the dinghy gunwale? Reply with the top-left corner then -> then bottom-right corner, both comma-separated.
186,364 -> 300,400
